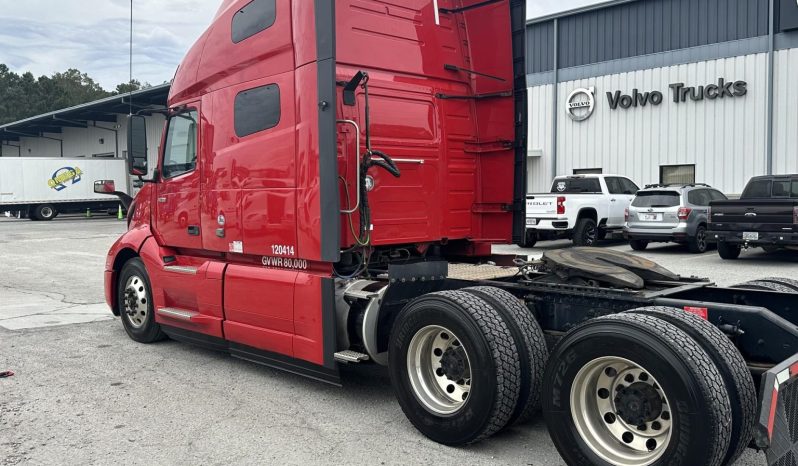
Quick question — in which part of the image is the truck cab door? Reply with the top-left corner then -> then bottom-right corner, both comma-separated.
154,106 -> 203,250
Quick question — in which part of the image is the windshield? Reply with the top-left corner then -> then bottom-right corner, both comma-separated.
632,191 -> 681,208
551,178 -> 602,194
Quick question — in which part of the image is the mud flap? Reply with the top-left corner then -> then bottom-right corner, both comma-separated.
755,353 -> 798,465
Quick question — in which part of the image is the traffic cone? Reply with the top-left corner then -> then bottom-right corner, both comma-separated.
86,208 -> 91,218
117,205 -> 124,220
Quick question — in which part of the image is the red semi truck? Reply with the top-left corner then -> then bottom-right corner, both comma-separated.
100,1 -> 798,464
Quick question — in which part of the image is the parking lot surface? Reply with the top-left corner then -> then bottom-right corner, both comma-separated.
3,216 -> 794,465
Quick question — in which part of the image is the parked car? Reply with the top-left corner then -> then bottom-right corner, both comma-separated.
624,184 -> 727,253
708,175 -> 798,259
524,175 -> 639,247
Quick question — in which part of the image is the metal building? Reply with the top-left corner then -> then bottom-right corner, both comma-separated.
526,0 -> 798,195
0,84 -> 169,175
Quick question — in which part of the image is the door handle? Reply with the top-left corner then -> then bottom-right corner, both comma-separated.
158,197 -> 167,203
611,199 -> 617,202
187,226 -> 200,236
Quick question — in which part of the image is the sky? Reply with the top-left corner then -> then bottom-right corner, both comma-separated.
0,0 -> 604,91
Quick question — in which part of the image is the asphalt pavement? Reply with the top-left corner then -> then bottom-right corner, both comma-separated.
3,215 -> 792,465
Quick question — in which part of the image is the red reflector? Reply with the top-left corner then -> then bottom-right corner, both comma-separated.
684,306 -> 708,320
790,362 -> 798,377
768,386 -> 779,440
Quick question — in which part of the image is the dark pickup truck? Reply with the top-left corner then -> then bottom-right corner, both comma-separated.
708,175 -> 798,259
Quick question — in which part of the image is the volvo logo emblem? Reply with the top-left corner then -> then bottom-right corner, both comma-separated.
566,87 -> 596,121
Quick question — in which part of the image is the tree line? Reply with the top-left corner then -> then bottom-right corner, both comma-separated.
0,64 -> 153,125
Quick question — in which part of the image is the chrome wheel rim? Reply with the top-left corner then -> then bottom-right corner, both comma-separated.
570,357 -> 672,466
406,325 -> 472,415
40,206 -> 54,218
123,275 -> 149,328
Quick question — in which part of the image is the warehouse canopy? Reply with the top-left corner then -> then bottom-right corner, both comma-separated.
0,84 -> 170,142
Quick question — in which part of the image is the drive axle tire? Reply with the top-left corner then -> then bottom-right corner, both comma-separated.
462,286 -> 547,425
629,239 -> 649,251
118,258 -> 166,343
625,306 -> 756,466
388,290 -> 520,445
573,218 -> 598,247
520,231 -> 537,249
746,277 -> 798,293
718,241 -> 741,260
687,226 -> 708,254
734,280 -> 797,294
542,313 -> 732,466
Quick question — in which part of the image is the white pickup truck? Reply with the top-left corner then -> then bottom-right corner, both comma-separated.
523,175 -> 640,247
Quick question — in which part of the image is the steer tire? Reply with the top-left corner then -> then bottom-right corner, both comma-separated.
462,286 -> 547,425
734,280 -> 797,294
625,306 -> 756,466
718,241 -> 742,260
388,290 -> 520,445
542,313 -> 732,466
573,218 -> 598,247
118,258 -> 166,343
629,239 -> 649,251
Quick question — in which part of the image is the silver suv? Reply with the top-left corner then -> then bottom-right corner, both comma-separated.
624,184 -> 728,253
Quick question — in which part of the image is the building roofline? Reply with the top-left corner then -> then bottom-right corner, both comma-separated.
0,83 -> 170,132
527,0 -> 640,25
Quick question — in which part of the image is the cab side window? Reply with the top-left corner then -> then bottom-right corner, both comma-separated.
605,177 -> 623,195
620,178 -> 639,194
232,0 -> 276,43
234,84 -> 281,137
162,110 -> 198,179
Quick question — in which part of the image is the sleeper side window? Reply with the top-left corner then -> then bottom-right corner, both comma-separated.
162,110 -> 198,179
232,0 -> 276,43
234,84 -> 281,137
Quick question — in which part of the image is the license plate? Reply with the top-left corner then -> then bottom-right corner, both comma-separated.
640,213 -> 662,222
526,218 -> 537,226
743,232 -> 759,241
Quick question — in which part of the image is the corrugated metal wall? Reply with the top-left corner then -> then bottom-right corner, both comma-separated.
527,52 -> 770,195
773,48 -> 798,175
5,114 -> 165,174
526,84 -> 554,192
527,22 -> 555,73
527,0 -> 770,74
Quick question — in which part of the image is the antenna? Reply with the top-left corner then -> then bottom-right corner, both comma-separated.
129,0 -> 133,116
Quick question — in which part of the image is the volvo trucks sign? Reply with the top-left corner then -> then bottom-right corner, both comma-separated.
566,79 -> 747,121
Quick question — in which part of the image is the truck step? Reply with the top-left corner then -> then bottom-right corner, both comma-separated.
163,265 -> 198,275
157,307 -> 200,322
334,350 -> 370,364
344,289 -> 379,301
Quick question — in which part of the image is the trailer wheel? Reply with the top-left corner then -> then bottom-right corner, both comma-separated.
388,290 -> 520,445
33,204 -> 58,221
117,258 -> 166,343
573,218 -> 598,247
717,241 -> 741,260
734,280 -> 797,294
629,240 -> 649,251
624,306 -> 756,466
543,313 -> 731,466
462,286 -> 547,425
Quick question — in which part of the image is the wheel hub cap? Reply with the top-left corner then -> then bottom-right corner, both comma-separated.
123,275 -> 148,329
406,325 -> 472,415
570,356 -> 672,466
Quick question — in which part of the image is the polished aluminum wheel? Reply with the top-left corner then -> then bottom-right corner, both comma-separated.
406,325 -> 472,415
123,275 -> 149,328
40,206 -> 54,219
570,357 -> 672,466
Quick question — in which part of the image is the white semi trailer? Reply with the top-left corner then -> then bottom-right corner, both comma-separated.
0,157 -> 130,220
